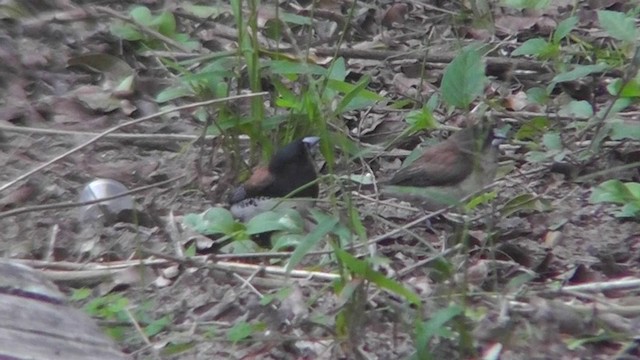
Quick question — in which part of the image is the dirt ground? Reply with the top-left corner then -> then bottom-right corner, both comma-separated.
1,0 -> 639,359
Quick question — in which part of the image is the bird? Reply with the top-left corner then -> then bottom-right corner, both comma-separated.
380,124 -> 501,211
229,135 -> 320,228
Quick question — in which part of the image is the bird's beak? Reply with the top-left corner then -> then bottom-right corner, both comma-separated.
302,136 -> 321,149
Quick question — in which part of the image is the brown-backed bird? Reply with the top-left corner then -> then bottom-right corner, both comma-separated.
381,124 -> 500,210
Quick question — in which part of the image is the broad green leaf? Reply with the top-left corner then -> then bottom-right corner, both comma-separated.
590,179 -> 634,204
183,4 -> 221,18
542,132 -> 562,150
515,116 -> 549,140
155,85 -> 194,103
551,64 -> 608,83
227,321 -> 254,342
610,120 -> 640,140
559,100 -> 593,118
526,87 -> 549,104
183,207 -> 239,235
144,316 -> 171,337
598,10 -> 637,43
590,180 -> 640,218
173,34 -> 199,49
553,16 -> 577,43
272,233 -> 304,251
129,6 -> 153,26
245,210 -> 303,235
327,57 -> 347,81
110,23 -> 143,41
441,47 -> 487,109
512,38 -> 548,56
153,11 -> 176,36
281,12 -> 313,25
269,60 -> 327,75
620,80 -> 640,98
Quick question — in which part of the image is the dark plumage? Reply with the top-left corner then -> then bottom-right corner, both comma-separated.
382,124 -> 500,210
229,136 -> 320,225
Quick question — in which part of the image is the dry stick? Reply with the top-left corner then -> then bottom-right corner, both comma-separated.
124,307 -> 152,347
311,48 -> 549,72
0,92 -> 267,194
0,124 -> 233,142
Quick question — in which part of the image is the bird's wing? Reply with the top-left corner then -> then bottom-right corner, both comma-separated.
387,141 -> 473,187
229,167 -> 275,204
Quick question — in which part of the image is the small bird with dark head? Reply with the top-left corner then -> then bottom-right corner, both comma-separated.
229,136 -> 321,223
381,124 -> 501,211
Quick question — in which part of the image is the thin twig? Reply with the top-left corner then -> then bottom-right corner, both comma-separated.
0,175 -> 184,219
0,92 -> 267,193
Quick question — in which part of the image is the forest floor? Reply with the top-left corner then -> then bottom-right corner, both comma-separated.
1,0 -> 639,359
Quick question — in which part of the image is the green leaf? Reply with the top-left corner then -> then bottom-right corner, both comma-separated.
512,38 -> 549,56
144,316 -> 171,337
269,60 -> 327,75
183,207 -> 239,235
327,57 -> 347,81
285,210 -> 338,273
227,321 -> 254,342
441,47 -> 487,109
500,193 -> 552,217
153,11 -> 176,36
551,64 -> 608,83
559,100 -> 593,118
245,210 -> 303,235
110,23 -> 143,41
464,191 -> 497,211
336,75 -> 372,114
183,4 -> 222,18
70,288 -> 91,301
590,180 -> 640,218
326,79 -> 382,111
620,203 -> 640,217
620,79 -> 640,98
161,341 -> 195,355
405,106 -> 437,133
526,87 -> 549,104
335,248 -> 421,305
501,0 -> 550,10
280,12 -> 313,25
598,10 -> 637,43
542,132 -> 562,150
415,305 -> 464,360
129,6 -> 153,26
552,16 -> 577,43
590,180 -> 634,204
610,120 -> 640,141
174,34 -> 199,49
515,116 -> 549,140
271,233 -> 304,251
155,84 -> 194,103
